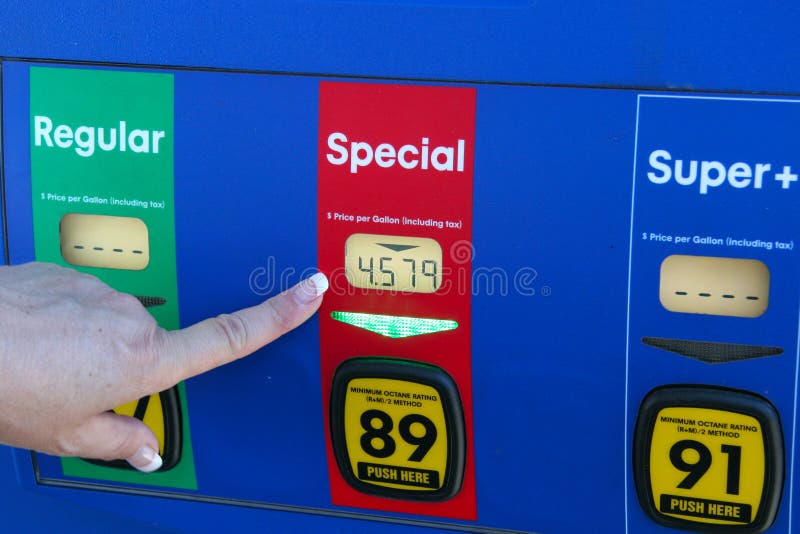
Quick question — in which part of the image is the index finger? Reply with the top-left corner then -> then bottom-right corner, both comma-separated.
150,272 -> 328,389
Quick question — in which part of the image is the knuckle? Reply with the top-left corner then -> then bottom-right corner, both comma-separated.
55,416 -> 144,461
126,327 -> 162,388
265,298 -> 293,333
211,313 -> 251,358
35,261 -> 63,273
105,425 -> 142,461
64,269 -> 103,290
109,292 -> 153,318
53,429 -> 81,457
147,327 -> 188,392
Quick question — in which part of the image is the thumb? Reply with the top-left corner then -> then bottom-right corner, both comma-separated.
69,412 -> 163,473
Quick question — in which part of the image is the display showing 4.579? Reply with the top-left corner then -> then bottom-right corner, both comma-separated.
345,233 -> 442,293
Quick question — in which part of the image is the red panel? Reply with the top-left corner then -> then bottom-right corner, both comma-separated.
318,81 -> 477,520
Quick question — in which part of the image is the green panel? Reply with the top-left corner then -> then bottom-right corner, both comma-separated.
29,66 -> 196,490
30,67 -> 178,328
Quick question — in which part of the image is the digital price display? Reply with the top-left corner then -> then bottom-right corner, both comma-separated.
60,213 -> 150,270
345,233 -> 442,293
634,386 -> 783,532
330,358 -> 465,501
85,388 -> 182,471
659,255 -> 769,318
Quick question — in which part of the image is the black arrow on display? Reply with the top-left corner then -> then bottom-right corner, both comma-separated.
377,243 -> 420,252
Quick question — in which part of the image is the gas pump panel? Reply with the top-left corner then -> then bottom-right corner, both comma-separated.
317,82 -> 477,520
3,4 -> 800,533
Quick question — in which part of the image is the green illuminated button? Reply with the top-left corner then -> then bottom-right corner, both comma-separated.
331,311 -> 457,338
330,358 -> 465,501
634,386 -> 783,533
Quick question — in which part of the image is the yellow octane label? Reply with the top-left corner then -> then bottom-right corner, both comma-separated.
344,377 -> 447,491
650,406 -> 765,526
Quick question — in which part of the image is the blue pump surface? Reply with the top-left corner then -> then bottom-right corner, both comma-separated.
3,3 -> 800,533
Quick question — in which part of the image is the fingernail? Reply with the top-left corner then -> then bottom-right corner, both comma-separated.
127,445 -> 163,473
293,272 -> 329,304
